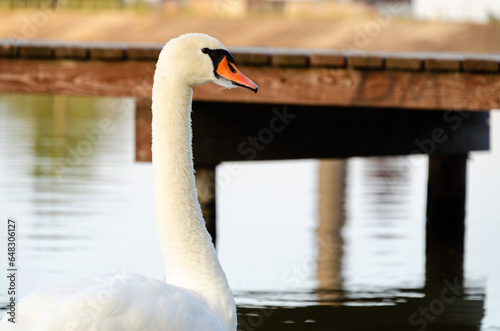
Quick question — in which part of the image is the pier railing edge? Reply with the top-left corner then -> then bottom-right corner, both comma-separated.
1,40 -> 499,73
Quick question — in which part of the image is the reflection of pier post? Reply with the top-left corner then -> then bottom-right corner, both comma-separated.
52,96 -> 67,159
425,155 -> 466,290
52,96 -> 67,137
316,159 -> 345,294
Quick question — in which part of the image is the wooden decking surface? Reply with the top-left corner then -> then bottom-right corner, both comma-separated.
1,40 -> 499,72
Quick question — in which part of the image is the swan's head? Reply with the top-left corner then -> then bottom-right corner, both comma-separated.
156,33 -> 258,93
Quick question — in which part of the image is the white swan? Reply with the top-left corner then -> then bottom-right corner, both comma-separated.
0,33 -> 257,331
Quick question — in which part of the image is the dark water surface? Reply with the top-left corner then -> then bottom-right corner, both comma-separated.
0,94 -> 498,330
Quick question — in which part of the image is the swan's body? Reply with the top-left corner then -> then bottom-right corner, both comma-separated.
0,33 -> 257,331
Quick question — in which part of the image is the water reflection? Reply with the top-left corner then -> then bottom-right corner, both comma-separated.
0,95 -> 494,330
2,95 -> 128,241
230,157 -> 484,330
341,157 -> 426,295
237,292 -> 484,331
0,94 -> 161,299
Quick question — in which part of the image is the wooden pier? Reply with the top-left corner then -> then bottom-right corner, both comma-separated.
0,41 -> 497,325
1,41 -> 499,109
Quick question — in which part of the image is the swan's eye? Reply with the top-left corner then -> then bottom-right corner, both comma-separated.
201,48 -> 209,54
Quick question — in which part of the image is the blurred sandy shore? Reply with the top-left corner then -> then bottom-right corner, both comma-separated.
0,10 -> 499,53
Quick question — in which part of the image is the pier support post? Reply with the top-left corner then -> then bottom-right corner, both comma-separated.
195,166 -> 217,246
425,155 -> 467,290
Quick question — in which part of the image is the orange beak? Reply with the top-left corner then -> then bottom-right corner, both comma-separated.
216,56 -> 258,93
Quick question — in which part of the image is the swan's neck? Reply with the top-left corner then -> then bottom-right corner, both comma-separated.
151,75 -> 235,328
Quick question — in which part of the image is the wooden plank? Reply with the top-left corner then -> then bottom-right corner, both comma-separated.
309,53 -> 345,67
232,51 -> 270,66
425,57 -> 462,72
54,45 -> 88,60
127,46 -> 162,61
19,45 -> 52,59
0,44 -> 15,58
0,59 -> 155,97
1,58 -> 499,111
386,56 -> 423,71
463,58 -> 500,73
89,46 -> 125,61
193,67 -> 500,111
348,55 -> 384,69
1,40 -> 500,74
271,53 -> 309,67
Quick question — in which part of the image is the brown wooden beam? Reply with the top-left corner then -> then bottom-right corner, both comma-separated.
1,58 -> 499,111
0,59 -> 155,98
193,67 -> 500,110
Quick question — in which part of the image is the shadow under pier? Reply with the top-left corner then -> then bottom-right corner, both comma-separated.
136,100 -> 488,298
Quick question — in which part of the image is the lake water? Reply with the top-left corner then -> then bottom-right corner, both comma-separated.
0,94 -> 498,330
